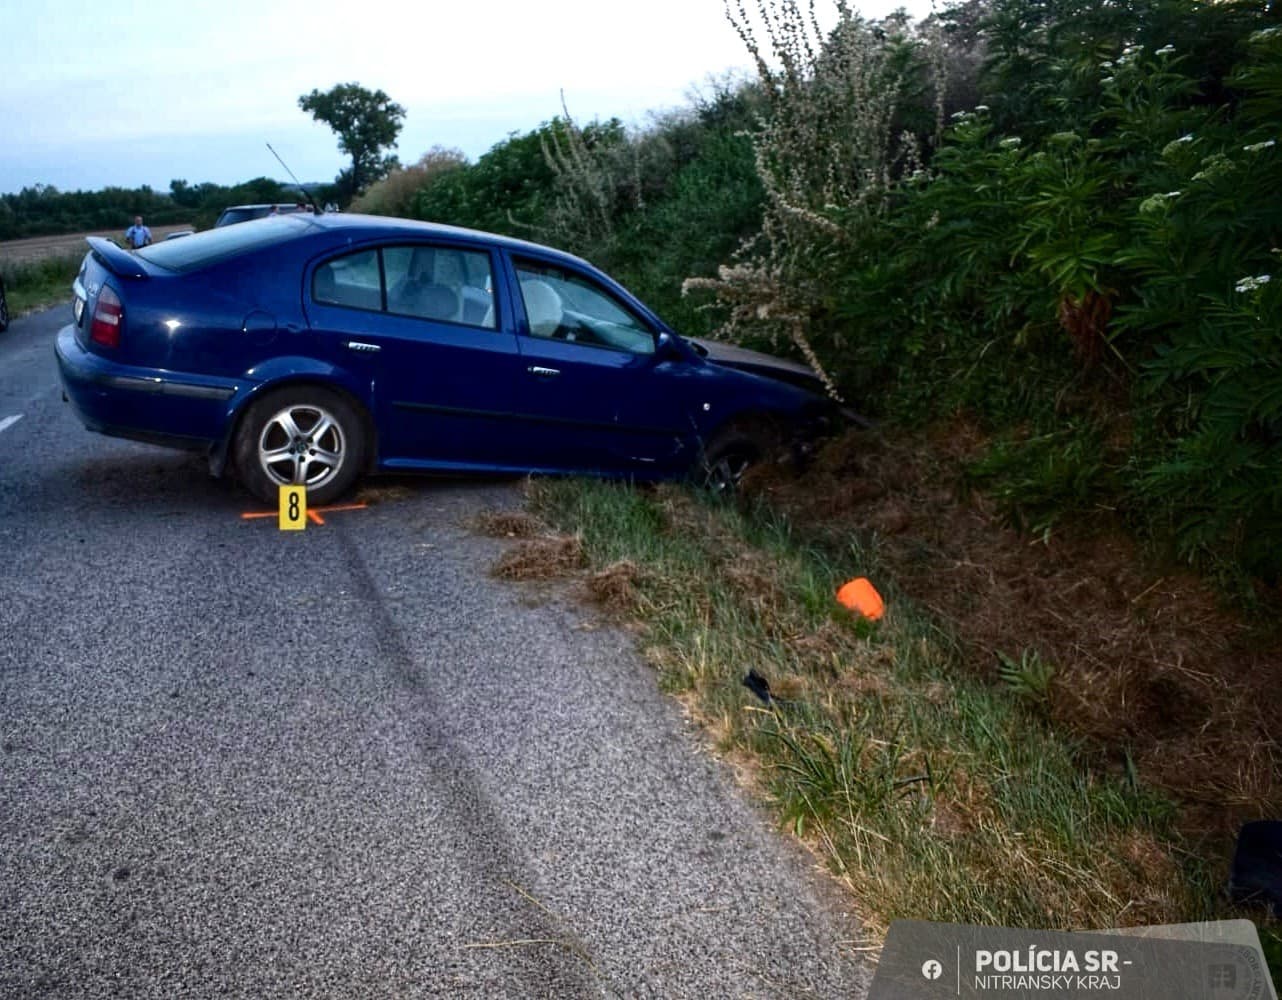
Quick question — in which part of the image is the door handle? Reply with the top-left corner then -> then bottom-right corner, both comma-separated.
346,341 -> 381,353
527,366 -> 560,377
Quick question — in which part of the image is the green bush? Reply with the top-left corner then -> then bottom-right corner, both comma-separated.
714,0 -> 1282,580
332,0 -> 1282,580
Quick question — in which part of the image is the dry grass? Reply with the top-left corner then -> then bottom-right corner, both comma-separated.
584,560 -> 646,614
355,483 -> 419,505
472,510 -> 546,539
490,533 -> 585,581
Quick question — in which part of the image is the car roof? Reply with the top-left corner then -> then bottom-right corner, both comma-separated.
136,212 -> 605,280
301,213 -> 596,270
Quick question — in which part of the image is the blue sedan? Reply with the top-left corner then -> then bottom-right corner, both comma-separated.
56,213 -> 839,504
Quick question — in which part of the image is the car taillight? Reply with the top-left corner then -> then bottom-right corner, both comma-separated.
90,285 -> 123,348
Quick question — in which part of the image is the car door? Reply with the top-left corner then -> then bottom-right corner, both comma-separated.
504,254 -> 698,475
305,242 -> 524,469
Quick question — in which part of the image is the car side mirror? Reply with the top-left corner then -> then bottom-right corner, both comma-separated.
655,331 -> 683,361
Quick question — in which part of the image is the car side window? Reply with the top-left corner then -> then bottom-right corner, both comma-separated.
383,245 -> 496,329
514,259 -> 654,355
311,244 -> 498,329
313,250 -> 382,311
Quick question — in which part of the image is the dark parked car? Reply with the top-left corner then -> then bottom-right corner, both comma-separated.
56,214 -> 841,503
213,203 -> 309,227
0,273 -> 8,332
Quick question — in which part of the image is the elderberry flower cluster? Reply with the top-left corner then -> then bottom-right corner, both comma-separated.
1234,274 -> 1272,294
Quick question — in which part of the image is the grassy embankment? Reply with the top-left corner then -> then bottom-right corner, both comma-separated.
477,466 -> 1279,974
1,255 -> 81,318
485,480 -> 1189,930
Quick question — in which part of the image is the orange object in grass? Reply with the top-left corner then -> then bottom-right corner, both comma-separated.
837,577 -> 884,620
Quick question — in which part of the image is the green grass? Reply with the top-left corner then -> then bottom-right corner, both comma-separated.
525,478 -> 1213,935
1,254 -> 82,318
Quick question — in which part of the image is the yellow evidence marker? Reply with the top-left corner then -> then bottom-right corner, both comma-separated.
279,485 -> 307,531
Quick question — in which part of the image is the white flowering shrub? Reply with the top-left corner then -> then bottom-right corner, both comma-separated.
1117,23 -> 1282,573
823,0 -> 1280,577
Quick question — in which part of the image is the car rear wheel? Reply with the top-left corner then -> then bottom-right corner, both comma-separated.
234,386 -> 367,505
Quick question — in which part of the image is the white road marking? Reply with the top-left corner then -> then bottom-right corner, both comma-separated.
0,414 -> 24,435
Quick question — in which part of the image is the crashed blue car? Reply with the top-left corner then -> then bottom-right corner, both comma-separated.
56,213 -> 840,503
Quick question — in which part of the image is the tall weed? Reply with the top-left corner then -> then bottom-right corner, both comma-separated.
683,1 -> 945,397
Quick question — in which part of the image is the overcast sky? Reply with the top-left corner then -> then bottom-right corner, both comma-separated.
1,0 -> 932,196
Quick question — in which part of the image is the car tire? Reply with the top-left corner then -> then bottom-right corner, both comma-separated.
233,386 -> 368,505
0,275 -> 9,332
696,424 -> 777,496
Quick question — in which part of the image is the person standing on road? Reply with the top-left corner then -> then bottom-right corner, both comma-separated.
124,215 -> 152,249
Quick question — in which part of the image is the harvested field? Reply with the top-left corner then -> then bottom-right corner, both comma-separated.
0,225 -> 194,266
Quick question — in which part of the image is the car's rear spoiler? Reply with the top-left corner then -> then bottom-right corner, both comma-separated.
87,237 -> 150,279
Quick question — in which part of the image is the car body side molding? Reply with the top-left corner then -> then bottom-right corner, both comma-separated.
390,399 -> 685,437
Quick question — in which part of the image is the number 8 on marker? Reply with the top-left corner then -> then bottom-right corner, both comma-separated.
279,485 -> 306,530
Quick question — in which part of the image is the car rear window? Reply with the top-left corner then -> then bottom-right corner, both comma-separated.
136,215 -> 313,272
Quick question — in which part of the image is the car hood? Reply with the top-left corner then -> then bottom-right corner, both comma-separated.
687,337 -> 823,392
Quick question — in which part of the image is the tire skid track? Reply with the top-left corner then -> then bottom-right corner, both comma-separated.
332,524 -> 614,999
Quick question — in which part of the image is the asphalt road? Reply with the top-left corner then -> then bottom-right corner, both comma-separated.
0,305 -> 871,998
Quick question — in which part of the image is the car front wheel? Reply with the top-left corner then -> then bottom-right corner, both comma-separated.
696,426 -> 776,496
234,386 -> 367,505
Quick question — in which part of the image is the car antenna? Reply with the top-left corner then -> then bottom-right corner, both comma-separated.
266,143 -> 321,215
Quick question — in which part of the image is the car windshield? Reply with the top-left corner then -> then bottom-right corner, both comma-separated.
137,215 -> 312,272
215,208 -> 267,226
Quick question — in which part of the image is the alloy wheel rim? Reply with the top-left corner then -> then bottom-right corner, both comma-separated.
707,452 -> 753,494
257,404 -> 345,489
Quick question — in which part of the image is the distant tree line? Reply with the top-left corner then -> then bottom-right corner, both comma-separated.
0,176 -> 311,241
0,81 -> 408,242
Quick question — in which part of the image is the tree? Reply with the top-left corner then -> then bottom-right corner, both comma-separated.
298,83 -> 407,202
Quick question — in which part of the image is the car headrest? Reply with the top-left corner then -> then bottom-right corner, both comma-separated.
314,268 -> 338,302
520,279 -> 562,338
415,284 -> 460,321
